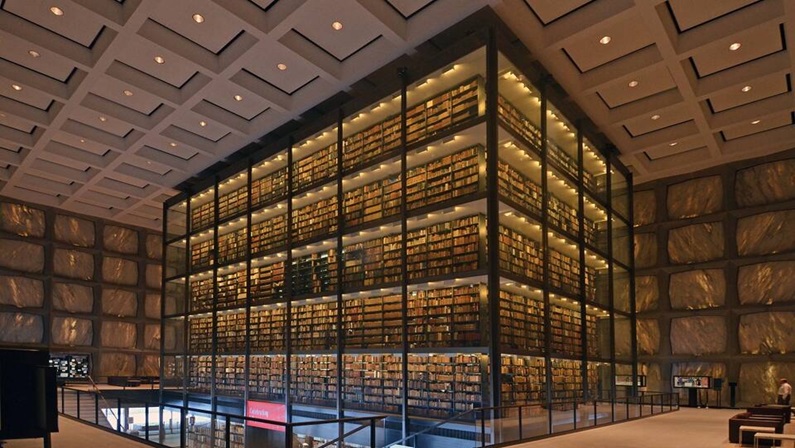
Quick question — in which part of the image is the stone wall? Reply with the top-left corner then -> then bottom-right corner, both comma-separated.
634,150 -> 795,407
0,197 -> 162,378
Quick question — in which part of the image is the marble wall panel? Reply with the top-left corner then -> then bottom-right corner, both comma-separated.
735,158 -> 795,207
668,222 -> 724,264
671,316 -> 726,355
0,240 -> 44,273
739,312 -> 795,355
737,210 -> 795,256
669,269 -> 725,310
667,176 -> 723,219
0,275 -> 43,308
737,261 -> 795,305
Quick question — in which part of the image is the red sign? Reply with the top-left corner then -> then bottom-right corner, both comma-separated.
246,400 -> 286,431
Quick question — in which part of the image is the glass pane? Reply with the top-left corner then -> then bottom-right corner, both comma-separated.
166,200 -> 187,240
501,354 -> 546,405
612,216 -> 631,268
164,278 -> 186,315
546,104 -> 579,183
292,126 -> 338,194
614,314 -> 632,362
498,53 -> 542,156
342,354 -> 403,414
249,355 -> 286,402
165,240 -> 187,278
499,285 -> 545,356
290,354 -> 338,407
611,166 -> 630,220
251,151 -> 287,210
613,265 -> 631,314
342,89 -> 401,173
217,169 -> 248,223
585,193 -> 608,254
405,48 -> 486,149
190,187 -> 215,233
594,311 -> 612,362
583,139 -> 607,201
163,317 -> 185,354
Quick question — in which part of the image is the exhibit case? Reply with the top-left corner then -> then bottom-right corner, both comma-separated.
161,15 -> 636,437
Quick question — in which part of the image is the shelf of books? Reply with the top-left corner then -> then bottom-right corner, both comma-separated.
163,42 -> 633,426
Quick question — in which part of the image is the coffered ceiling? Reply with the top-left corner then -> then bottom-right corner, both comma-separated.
0,0 -> 792,230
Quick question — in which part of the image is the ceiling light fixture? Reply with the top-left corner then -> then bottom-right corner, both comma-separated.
170,142 -> 177,147
741,85 -> 752,92
199,121 -> 207,127
49,6 -> 64,16
233,94 -> 243,101
729,42 -> 741,51
331,21 -> 343,31
192,13 -> 205,23
277,63 -> 287,71
123,89 -> 133,96
154,55 -> 165,64
99,116 -> 107,122
751,119 -> 761,125
599,36 -> 611,45
669,142 -> 678,147
651,114 -> 660,120
28,50 -> 40,58
628,80 -> 639,87
11,84 -> 22,91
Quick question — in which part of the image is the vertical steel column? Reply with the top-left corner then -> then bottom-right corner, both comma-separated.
626,170 -> 639,397
285,137 -> 295,422
243,162 -> 254,434
485,27 -> 502,412
210,176 -> 220,447
336,111 -> 345,420
605,148 -> 617,419
539,76 -> 554,433
576,126 -> 589,402
398,66 -> 410,439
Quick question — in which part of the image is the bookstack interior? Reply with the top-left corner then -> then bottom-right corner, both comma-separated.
163,42 -> 634,433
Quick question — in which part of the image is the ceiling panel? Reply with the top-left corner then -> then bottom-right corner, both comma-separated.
0,32 -> 75,82
0,75 -> 54,110
0,113 -> 36,134
291,0 -> 383,61
623,103 -> 693,137
525,0 -> 591,25
241,43 -> 321,95
249,0 -> 276,11
150,0 -> 246,54
691,23 -> 783,77
114,36 -> 200,89
68,108 -> 135,138
89,76 -> 164,116
721,112 -> 793,140
597,65 -> 678,108
563,15 -> 655,73
2,0 -> 105,47
202,80 -> 271,120
708,73 -> 789,112
668,0 -> 758,32
644,138 -> 706,160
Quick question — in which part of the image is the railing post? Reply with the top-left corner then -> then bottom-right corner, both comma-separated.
639,395 -> 643,417
145,402 -> 150,441
593,398 -> 597,426
60,387 -> 64,414
95,394 -> 99,424
518,406 -> 523,440
624,398 -> 628,421
180,408 -> 187,448
370,418 -> 377,448
76,390 -> 81,420
572,399 -> 577,430
117,399 -> 122,432
480,410 -> 486,448
225,415 -> 231,448
286,424 -> 293,448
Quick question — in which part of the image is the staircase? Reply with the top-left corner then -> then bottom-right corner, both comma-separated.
57,383 -> 116,430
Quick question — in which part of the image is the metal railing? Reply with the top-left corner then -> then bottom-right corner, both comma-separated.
57,386 -> 386,448
387,392 -> 679,448
57,386 -> 677,448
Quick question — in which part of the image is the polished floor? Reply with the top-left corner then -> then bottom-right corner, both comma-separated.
2,416 -> 150,448
3,408 -> 792,448
518,407 -> 794,448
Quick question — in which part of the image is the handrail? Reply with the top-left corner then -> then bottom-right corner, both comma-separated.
313,418 -> 381,448
86,376 -> 120,426
385,407 -> 480,448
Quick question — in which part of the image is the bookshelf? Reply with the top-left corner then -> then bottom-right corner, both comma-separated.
163,37 -> 634,427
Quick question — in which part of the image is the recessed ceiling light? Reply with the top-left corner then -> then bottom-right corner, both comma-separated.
277,63 -> 287,71
80,139 -> 85,143
28,50 -> 40,58
199,121 -> 207,127
154,55 -> 165,64
123,89 -> 133,96
751,119 -> 761,125
99,116 -> 107,122
669,142 -> 678,147
331,21 -> 343,31
11,84 -> 22,91
599,36 -> 611,45
192,13 -> 205,23
729,42 -> 741,51
628,80 -> 639,87
233,94 -> 243,101
49,6 -> 64,16
651,114 -> 660,120
741,85 -> 752,92
170,142 -> 177,147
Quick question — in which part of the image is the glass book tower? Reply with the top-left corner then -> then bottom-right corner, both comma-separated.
162,16 -> 635,441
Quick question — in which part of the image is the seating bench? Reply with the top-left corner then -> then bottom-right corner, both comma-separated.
754,432 -> 795,448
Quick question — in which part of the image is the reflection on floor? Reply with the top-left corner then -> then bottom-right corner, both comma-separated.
516,407 -> 794,448
2,416 -> 150,448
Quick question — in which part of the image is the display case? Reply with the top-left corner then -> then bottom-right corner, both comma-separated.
161,22 -> 635,432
